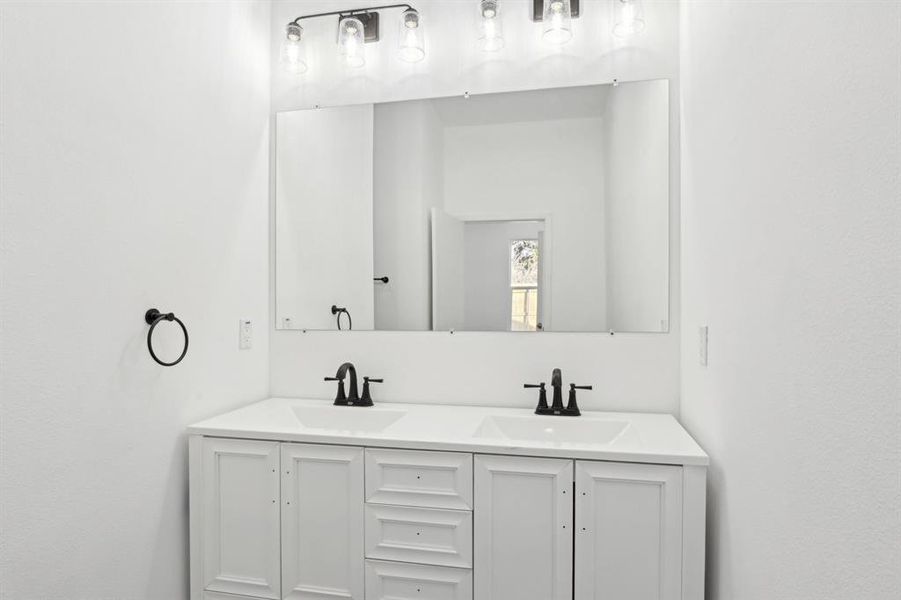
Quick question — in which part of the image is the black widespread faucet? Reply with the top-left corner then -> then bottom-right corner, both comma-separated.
325,362 -> 382,406
525,368 -> 591,416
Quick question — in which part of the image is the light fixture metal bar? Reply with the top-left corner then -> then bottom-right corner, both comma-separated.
290,3 -> 414,26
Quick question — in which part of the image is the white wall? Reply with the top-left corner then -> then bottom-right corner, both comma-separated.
270,0 -> 682,413
276,106 -> 375,330
430,208 -> 467,330
373,100 -> 444,330
444,115 -> 607,331
680,2 -> 901,599
603,79 -> 669,332
0,2 -> 271,599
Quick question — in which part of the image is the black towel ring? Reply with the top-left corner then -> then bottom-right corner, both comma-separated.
331,305 -> 352,331
144,308 -> 189,367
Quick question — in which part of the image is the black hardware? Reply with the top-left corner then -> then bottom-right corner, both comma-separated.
144,308 -> 189,367
524,383 -> 548,412
532,368 -> 587,416
324,376 -> 347,402
532,0 -> 580,21
289,4 -> 416,44
374,276 -> 389,284
566,384 -> 592,416
360,377 -> 383,406
331,305 -> 353,330
550,368 -> 564,411
326,362 -> 366,406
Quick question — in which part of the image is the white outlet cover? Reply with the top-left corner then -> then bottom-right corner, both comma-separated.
239,319 -> 253,350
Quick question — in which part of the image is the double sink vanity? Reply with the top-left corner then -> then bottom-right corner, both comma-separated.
187,382 -> 707,600
196,74 -> 701,600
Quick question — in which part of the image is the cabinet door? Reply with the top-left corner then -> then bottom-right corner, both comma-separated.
473,455 -> 573,600
282,443 -> 364,600
201,438 -> 280,599
575,461 -> 683,600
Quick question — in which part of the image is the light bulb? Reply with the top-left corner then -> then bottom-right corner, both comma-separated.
280,24 -> 307,74
397,9 -> 425,63
478,0 -> 504,52
542,0 -> 572,45
612,0 -> 645,37
338,16 -> 366,68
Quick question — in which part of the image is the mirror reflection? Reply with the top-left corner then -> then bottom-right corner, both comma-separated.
276,80 -> 669,332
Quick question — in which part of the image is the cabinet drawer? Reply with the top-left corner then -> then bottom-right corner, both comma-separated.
203,592 -> 261,600
365,504 -> 473,568
365,448 -> 472,510
365,560 -> 472,600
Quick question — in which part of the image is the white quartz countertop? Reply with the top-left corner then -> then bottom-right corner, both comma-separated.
188,397 -> 708,466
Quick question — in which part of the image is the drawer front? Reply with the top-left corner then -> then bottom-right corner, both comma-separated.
365,560 -> 472,600
365,448 -> 473,510
203,592 -> 262,600
365,504 -> 473,568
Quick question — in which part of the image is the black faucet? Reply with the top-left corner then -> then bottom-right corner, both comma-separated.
526,368 -> 591,416
325,362 -> 382,406
550,368 -> 564,411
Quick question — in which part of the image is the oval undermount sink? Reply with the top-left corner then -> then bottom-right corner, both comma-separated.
474,415 -> 629,445
291,405 -> 406,432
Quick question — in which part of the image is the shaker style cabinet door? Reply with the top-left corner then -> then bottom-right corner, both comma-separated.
473,455 -> 573,600
200,438 -> 281,599
575,461 -> 683,600
281,443 -> 365,600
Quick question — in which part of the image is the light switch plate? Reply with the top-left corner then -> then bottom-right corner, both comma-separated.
239,319 -> 252,350
698,326 -> 708,366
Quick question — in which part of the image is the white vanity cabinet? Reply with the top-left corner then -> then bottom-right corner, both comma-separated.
574,461 -> 683,600
281,443 -> 365,600
189,408 -> 706,600
196,437 -> 281,600
472,456 -> 690,600
473,455 -> 573,600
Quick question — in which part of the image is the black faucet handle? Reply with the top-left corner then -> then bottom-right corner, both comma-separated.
526,382 -> 550,413
565,383 -> 592,416
325,377 -> 347,402
359,376 -> 382,406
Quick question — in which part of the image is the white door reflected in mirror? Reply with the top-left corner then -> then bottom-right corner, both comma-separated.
275,80 -> 670,333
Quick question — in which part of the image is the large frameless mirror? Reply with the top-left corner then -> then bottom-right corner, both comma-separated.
275,79 -> 670,333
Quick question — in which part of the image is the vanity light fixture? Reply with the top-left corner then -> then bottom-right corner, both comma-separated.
397,8 -> 425,63
280,23 -> 308,74
612,0 -> 645,37
532,0 -> 578,45
478,0 -> 505,52
281,4 -> 425,73
338,16 -> 367,67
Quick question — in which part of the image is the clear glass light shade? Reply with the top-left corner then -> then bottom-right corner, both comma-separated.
542,0 -> 573,45
338,16 -> 366,68
612,0 -> 645,37
478,0 -> 504,52
280,24 -> 307,74
398,9 -> 425,63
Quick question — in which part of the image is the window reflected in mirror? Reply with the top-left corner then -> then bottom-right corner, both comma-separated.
511,239 -> 540,332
